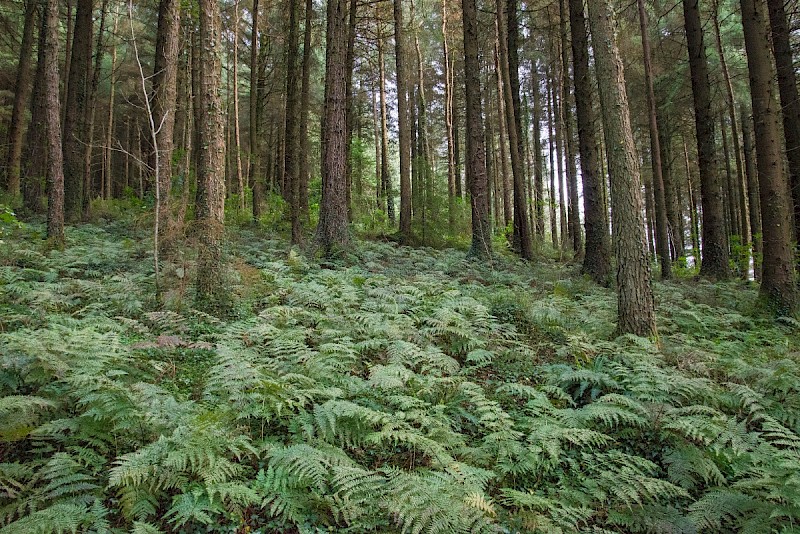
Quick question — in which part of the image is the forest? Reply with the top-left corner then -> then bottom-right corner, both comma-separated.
1,0 -> 800,531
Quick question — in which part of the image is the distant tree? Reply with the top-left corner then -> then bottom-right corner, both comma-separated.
740,0 -> 797,314
394,0 -> 412,242
637,0 -> 671,280
588,0 -> 657,337
4,0 -> 37,199
462,0 -> 491,258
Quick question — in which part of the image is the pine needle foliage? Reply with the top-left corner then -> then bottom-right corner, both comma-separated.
1,222 -> 799,532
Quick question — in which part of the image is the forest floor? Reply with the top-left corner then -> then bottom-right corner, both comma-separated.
1,218 -> 800,533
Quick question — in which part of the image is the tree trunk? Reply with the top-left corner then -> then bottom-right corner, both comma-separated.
492,41 -> 512,230
5,0 -> 37,198
443,0 -> 456,232
62,0 -> 93,221
588,0 -> 657,338
569,0 -> 610,284
344,0 -> 357,220
531,69 -> 546,240
766,0 -> 800,243
683,0 -> 729,279
378,33 -> 395,222
462,0 -> 491,258
637,0 -> 672,279
711,0 -> 747,245
104,12 -> 119,201
559,0 -> 581,256
195,0 -> 227,309
740,0 -> 797,314
82,0 -> 108,217
502,0 -> 532,258
315,0 -> 350,253
547,68 -> 558,248
232,1 -> 244,211
394,0 -> 412,241
299,0 -> 313,223
741,103 -> 762,281
23,4 -> 46,213
249,0 -> 260,219
44,0 -> 64,246
284,0 -> 302,244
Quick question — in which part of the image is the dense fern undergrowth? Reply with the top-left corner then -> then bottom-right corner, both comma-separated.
1,221 -> 799,534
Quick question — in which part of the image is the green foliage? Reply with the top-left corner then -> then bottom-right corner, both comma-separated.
2,223 -> 799,532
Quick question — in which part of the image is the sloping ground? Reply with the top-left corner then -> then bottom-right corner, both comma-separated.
1,222 -> 799,533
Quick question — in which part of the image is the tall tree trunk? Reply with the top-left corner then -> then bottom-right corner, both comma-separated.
284,0 -> 302,244
588,0 -> 657,338
741,103 -> 762,281
378,33 -> 395,222
82,0 -> 108,217
711,0 -> 747,245
249,0 -> 260,219
553,59 -> 568,250
559,0 -> 581,256
44,0 -> 64,246
104,12 -> 119,201
462,0 -> 492,258
637,0 -> 672,279
766,0 -> 800,243
62,0 -> 93,221
344,0 -> 357,220
443,0 -> 456,232
531,69 -> 546,240
299,0 -> 313,223
152,0 -> 180,246
492,41 -> 512,230
394,0 -> 412,241
547,68 -> 558,248
501,0 -> 532,258
23,4 -> 46,213
740,0 -> 797,313
569,0 -> 610,284
316,0 -> 350,252
683,0 -> 729,279
5,0 -> 37,198
232,1 -> 244,210
195,0 -> 227,308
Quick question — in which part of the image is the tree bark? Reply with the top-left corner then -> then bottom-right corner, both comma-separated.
502,0 -> 532,258
299,0 -> 313,223
249,0 -> 260,219
394,0 -> 412,241
284,0 -> 302,244
23,4 -> 46,213
44,0 -> 64,246
588,0 -> 657,338
62,0 -> 93,221
195,0 -> 227,308
766,0 -> 800,243
315,0 -> 350,253
683,0 -> 729,279
443,0 -> 456,232
637,0 -> 672,279
378,32 -> 395,222
569,0 -> 610,284
741,103 -> 762,280
5,0 -> 37,198
462,0 -> 492,258
559,0 -> 581,256
740,0 -> 797,313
